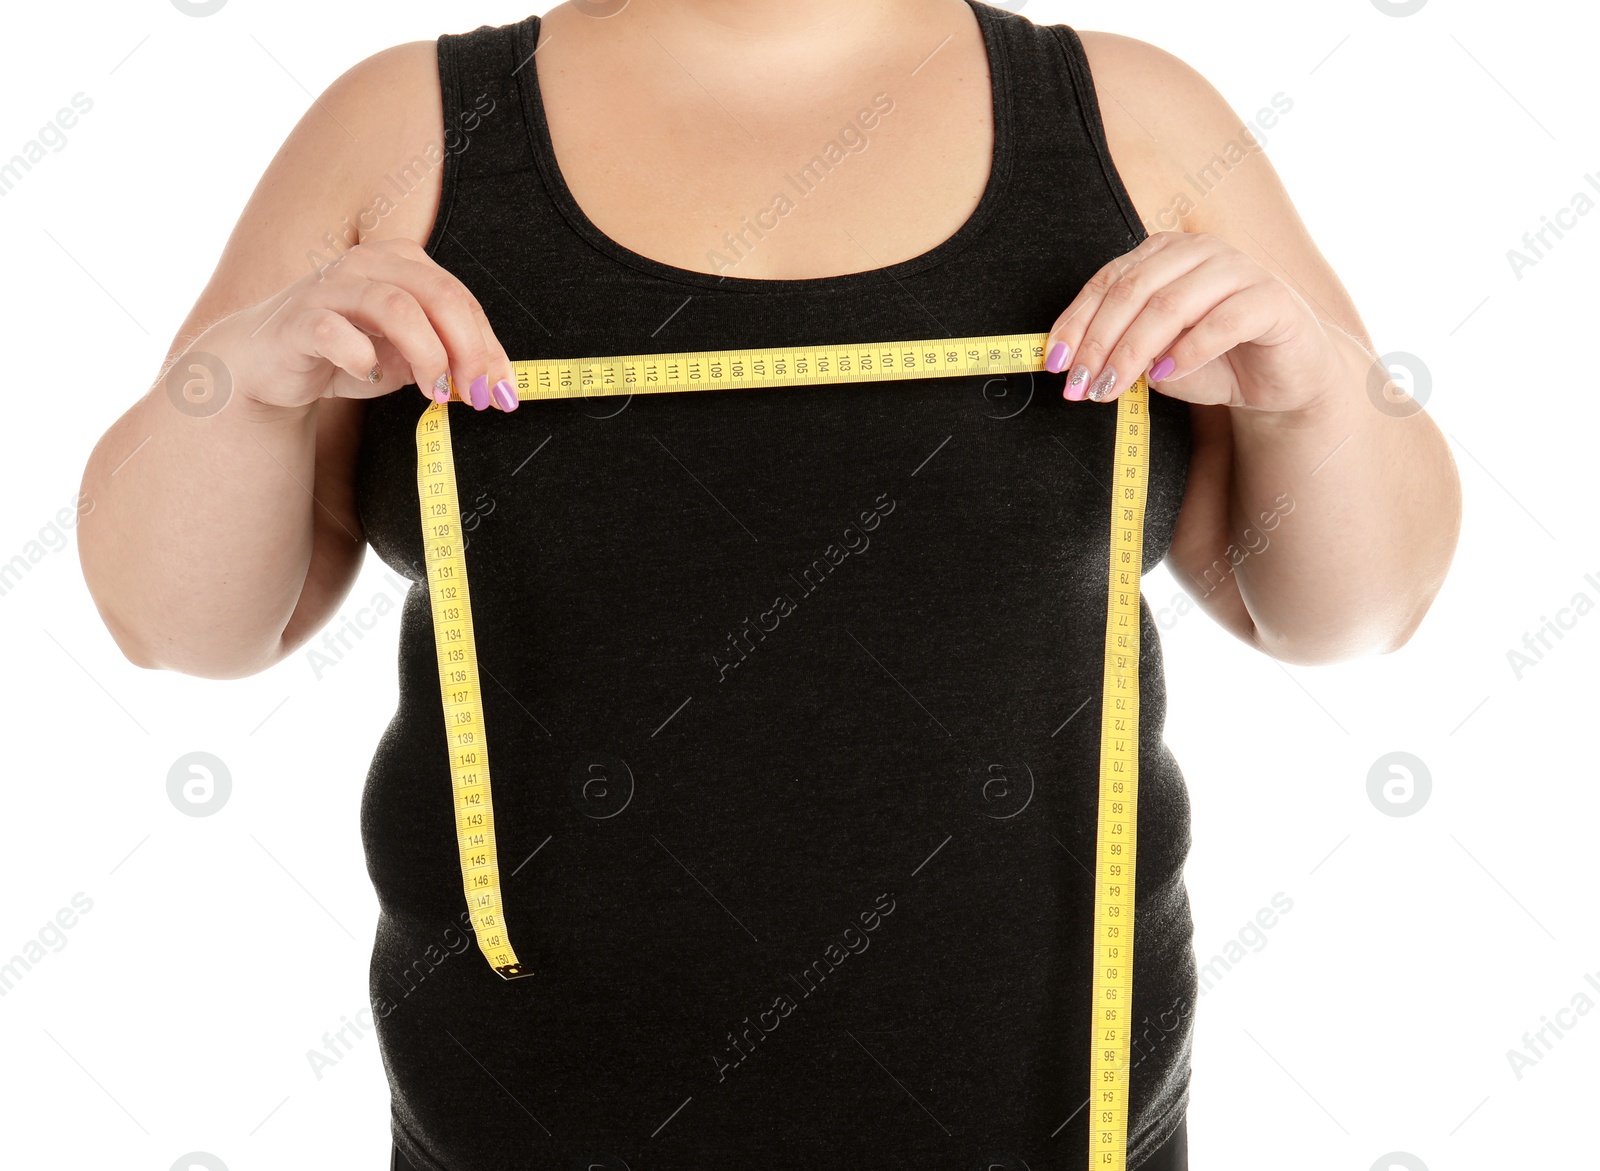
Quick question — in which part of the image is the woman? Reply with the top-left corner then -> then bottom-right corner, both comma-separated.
77,1 -> 1460,1168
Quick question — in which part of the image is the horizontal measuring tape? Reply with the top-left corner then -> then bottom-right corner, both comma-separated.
413,332 -> 1150,1171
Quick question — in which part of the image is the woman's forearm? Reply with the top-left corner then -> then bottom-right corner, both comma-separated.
1225,327 -> 1462,664
78,315 -> 322,678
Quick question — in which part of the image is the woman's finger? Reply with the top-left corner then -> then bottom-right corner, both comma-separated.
332,238 -> 517,412
1082,252 -> 1261,403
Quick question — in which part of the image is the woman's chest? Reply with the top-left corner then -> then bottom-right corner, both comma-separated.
531,7 -> 999,282
356,358 -> 1191,615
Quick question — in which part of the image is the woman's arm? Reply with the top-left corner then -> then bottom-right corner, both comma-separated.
77,40 -> 508,678
1074,31 -> 1462,664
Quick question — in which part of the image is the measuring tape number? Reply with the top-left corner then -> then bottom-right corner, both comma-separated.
413,332 -> 1151,1169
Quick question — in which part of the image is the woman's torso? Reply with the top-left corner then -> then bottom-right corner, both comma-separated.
354,3 -> 1196,1168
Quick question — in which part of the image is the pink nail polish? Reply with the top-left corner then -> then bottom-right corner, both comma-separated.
491,379 -> 518,412
469,374 -> 490,410
1065,363 -> 1091,401
1150,356 -> 1175,382
1046,341 -> 1070,374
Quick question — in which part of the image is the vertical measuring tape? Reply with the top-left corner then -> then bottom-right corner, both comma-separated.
416,403 -> 527,977
1089,369 -> 1150,1171
414,334 -> 1151,1168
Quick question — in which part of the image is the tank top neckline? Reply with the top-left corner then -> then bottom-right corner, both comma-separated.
511,0 -> 1015,295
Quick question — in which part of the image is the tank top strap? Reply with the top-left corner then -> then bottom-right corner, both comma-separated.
980,5 -> 1150,254
429,16 -> 542,187
1044,22 -> 1150,248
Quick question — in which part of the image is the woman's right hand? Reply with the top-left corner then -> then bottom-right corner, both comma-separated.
222,235 -> 520,414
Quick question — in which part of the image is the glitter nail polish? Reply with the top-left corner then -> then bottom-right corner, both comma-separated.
1065,363 -> 1091,401
1087,366 -> 1118,402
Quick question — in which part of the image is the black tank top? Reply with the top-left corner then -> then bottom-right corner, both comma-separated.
354,4 -> 1196,1168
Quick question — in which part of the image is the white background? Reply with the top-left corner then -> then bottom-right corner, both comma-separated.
0,0 -> 1594,1169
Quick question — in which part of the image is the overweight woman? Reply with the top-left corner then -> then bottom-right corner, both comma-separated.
77,1 -> 1460,1168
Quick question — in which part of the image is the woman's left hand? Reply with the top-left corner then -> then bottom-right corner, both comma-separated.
1044,230 -> 1348,413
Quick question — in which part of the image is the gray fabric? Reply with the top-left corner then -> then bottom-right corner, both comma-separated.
355,3 -> 1196,1168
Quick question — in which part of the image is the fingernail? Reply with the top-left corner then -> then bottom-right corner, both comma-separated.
1046,340 -> 1070,374
367,364 -> 383,385
433,374 -> 452,403
1150,356 -> 1175,382
491,379 -> 518,412
1087,365 -> 1118,402
469,374 -> 490,411
1065,363 -> 1091,401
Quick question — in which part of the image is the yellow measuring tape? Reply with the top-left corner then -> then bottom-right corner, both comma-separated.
413,332 -> 1149,1169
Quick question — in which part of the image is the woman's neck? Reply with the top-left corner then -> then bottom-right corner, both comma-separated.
555,0 -> 956,54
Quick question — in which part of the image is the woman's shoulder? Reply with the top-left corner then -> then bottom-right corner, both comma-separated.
158,37 -> 450,360
317,40 -> 450,251
321,38 -> 445,147
1067,28 -> 1278,236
